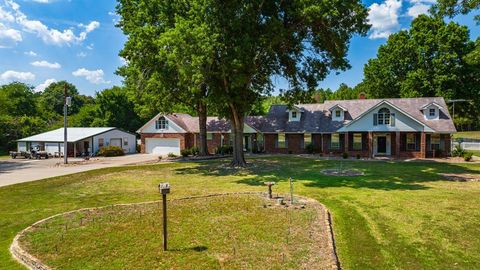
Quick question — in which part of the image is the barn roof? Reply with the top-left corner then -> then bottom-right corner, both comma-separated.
17,127 -> 117,143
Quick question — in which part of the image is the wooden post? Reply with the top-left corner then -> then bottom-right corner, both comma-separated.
162,193 -> 167,251
158,183 -> 170,251
368,132 -> 373,158
344,132 -> 349,153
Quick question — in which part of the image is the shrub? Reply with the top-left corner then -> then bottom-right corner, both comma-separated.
215,145 -> 233,155
136,144 -> 141,153
190,146 -> 199,156
305,143 -> 315,154
288,150 -> 293,154
356,154 -> 361,159
342,152 -> 349,159
167,152 -> 177,158
180,148 -> 191,157
464,152 -> 473,162
452,145 -> 466,157
97,146 -> 125,157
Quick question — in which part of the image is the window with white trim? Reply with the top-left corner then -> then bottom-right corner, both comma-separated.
429,108 -> 436,117
304,133 -> 312,149
277,133 -> 286,148
123,137 -> 128,146
374,108 -> 395,126
430,134 -> 440,150
407,134 -> 416,150
335,110 -> 341,117
353,133 -> 362,150
330,134 -> 340,150
155,116 -> 169,130
292,111 -> 297,118
98,138 -> 104,148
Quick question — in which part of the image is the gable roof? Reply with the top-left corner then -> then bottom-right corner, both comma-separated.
251,97 -> 455,133
18,127 -> 118,143
339,100 -> 434,132
139,113 -> 258,133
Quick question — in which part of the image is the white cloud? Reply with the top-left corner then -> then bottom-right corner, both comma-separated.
32,0 -> 52,3
0,70 -> 35,81
367,0 -> 402,39
407,0 -> 436,18
76,51 -> 87,58
0,6 -> 14,22
86,43 -> 94,50
24,50 -> 37,56
34,78 -> 56,92
31,60 -> 61,69
3,0 -> 100,46
72,68 -> 110,84
0,23 -> 22,42
79,21 -> 100,33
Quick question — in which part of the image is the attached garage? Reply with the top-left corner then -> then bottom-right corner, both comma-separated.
145,138 -> 181,155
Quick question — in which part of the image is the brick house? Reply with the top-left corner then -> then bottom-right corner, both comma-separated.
138,97 -> 456,158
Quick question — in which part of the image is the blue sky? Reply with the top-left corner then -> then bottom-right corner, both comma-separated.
0,0 -> 478,97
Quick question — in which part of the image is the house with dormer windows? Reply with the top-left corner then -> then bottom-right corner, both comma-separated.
138,97 -> 456,158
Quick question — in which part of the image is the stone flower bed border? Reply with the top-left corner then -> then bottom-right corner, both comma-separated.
10,192 -> 340,270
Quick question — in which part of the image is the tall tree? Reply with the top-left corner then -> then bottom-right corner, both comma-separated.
38,81 -> 90,116
205,0 -> 369,166
434,0 -> 479,21
93,86 -> 142,132
116,0 -> 215,156
0,82 -> 37,116
361,15 -> 479,128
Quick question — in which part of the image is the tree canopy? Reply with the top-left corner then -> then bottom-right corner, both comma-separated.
360,15 -> 479,129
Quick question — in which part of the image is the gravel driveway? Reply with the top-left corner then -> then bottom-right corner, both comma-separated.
0,154 -> 159,187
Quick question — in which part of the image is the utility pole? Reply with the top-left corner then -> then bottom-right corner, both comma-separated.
447,99 -> 470,123
63,83 -> 69,164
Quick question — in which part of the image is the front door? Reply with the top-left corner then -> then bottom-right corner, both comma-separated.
377,136 -> 387,154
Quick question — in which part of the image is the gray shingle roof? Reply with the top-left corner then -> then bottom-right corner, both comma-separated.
248,97 -> 456,133
160,97 -> 456,134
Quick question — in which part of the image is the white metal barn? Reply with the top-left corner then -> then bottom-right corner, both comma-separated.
17,127 -> 137,157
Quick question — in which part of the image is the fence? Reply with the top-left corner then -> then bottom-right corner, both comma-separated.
453,138 -> 480,151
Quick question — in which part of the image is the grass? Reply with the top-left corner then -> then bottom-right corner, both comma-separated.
21,195 -> 325,269
469,150 -> 480,157
0,157 -> 480,269
0,150 -> 9,159
453,131 -> 480,139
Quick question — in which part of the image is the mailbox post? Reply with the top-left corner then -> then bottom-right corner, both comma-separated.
158,183 -> 170,251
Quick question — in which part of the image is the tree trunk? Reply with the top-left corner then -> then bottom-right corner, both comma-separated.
197,100 -> 208,156
229,104 -> 246,167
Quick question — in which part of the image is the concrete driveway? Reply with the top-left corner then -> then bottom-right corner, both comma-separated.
0,154 -> 160,187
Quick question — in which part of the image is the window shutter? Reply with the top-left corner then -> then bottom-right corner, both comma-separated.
373,113 -> 377,126
390,113 -> 395,126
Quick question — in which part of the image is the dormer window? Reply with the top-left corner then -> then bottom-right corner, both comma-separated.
421,102 -> 441,120
292,111 -> 297,118
429,108 -> 435,117
374,108 -> 395,126
287,107 -> 302,122
155,116 -> 168,130
329,104 -> 347,121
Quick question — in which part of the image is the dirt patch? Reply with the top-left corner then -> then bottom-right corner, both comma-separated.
439,173 -> 480,182
321,169 -> 364,176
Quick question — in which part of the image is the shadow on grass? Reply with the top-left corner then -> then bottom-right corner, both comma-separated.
169,245 -> 208,252
175,156 -> 480,191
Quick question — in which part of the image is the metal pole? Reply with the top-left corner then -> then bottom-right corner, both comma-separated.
289,177 -> 294,205
162,193 -> 167,251
63,83 -> 68,164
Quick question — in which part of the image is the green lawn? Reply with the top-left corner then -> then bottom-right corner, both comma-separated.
453,131 -> 480,139
21,195 -> 327,269
1,157 -> 480,269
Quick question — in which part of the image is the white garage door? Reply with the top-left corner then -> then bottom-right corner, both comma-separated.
145,138 -> 180,155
